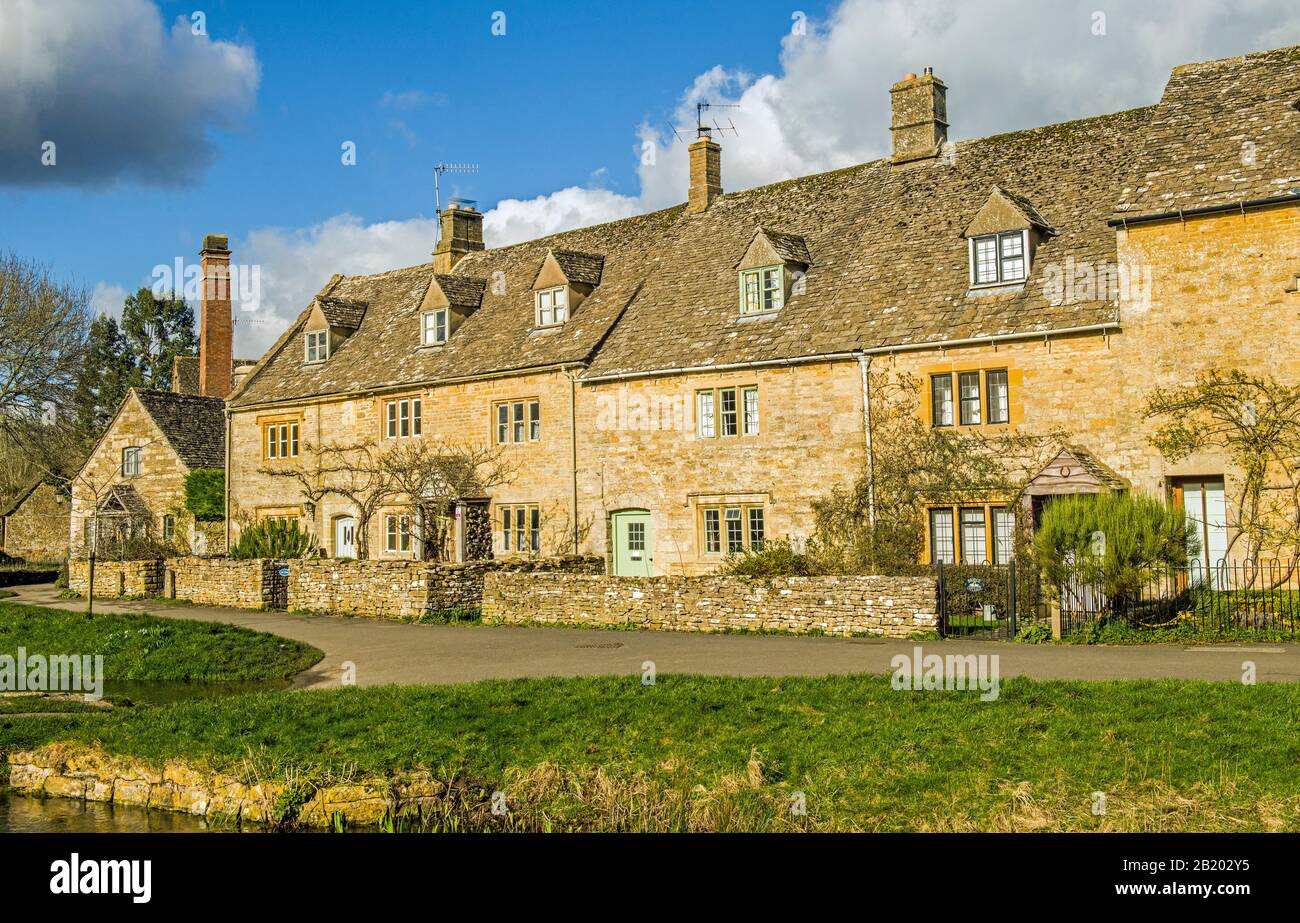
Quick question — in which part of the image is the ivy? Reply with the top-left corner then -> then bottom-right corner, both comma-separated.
184,468 -> 225,522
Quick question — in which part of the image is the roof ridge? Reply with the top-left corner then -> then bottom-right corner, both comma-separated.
1171,43 -> 1300,75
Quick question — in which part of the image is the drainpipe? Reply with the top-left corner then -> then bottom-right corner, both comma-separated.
569,370 -> 579,555
858,355 -> 876,528
224,408 -> 232,552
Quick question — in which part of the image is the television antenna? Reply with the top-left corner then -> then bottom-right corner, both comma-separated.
433,161 -> 480,241
669,100 -> 740,142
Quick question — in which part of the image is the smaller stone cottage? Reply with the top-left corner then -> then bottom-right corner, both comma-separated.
0,481 -> 69,563
68,388 -> 226,555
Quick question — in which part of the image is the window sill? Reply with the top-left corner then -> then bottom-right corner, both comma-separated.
529,324 -> 564,335
966,281 -> 1026,297
417,343 -> 446,351
734,309 -> 781,322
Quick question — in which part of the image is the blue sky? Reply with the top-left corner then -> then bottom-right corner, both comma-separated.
1,0 -> 1295,354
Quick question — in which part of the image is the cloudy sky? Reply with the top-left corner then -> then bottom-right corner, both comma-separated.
1,0 -> 1296,355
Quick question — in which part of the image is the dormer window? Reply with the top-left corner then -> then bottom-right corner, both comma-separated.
535,286 -> 568,327
305,329 -> 329,363
422,309 -> 448,346
969,231 -> 1028,286
739,266 -> 784,314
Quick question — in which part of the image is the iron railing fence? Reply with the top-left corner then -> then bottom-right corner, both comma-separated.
1058,560 -> 1300,637
935,560 -> 1046,639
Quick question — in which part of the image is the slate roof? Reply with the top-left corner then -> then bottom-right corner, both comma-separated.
433,274 -> 487,309
317,296 -> 368,329
1,481 -> 43,518
132,389 -> 226,470
98,483 -> 152,518
230,44 -> 1297,404
1115,45 -> 1300,217
171,354 -> 260,395
550,249 -> 605,286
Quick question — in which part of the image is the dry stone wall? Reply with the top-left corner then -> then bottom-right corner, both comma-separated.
288,556 -> 605,620
483,572 -> 938,637
165,557 -> 274,609
67,559 -> 163,598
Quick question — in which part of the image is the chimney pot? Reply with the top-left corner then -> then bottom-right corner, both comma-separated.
890,67 -> 948,168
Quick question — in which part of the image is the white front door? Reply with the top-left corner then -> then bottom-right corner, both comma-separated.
335,516 -> 357,558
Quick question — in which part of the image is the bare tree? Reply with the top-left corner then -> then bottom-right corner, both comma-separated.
1147,369 -> 1300,580
260,439 -> 395,560
0,252 -> 90,443
379,439 -> 515,561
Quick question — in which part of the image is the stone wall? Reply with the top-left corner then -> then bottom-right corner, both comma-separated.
483,572 -> 938,637
67,559 -> 163,598
7,744 -> 446,828
164,557 -> 274,609
288,555 -> 604,620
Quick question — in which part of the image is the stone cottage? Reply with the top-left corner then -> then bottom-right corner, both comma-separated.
0,481 -> 69,563
225,45 -> 1299,575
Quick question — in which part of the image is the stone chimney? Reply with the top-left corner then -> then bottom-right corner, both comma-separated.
890,67 -> 948,167
432,203 -> 485,272
687,129 -> 722,213
198,234 -> 233,399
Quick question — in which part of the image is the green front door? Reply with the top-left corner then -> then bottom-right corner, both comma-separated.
612,510 -> 653,576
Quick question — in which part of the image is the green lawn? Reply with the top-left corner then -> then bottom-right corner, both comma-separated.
0,602 -> 322,683
4,673 -> 1298,831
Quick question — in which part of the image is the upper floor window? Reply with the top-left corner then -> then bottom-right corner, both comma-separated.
421,309 -> 448,346
535,286 -> 568,327
696,386 -> 758,438
305,329 -> 329,362
385,397 -> 422,439
931,370 -> 1010,428
495,399 -> 540,444
969,231 -> 1027,286
121,446 -> 142,477
739,266 -> 783,314
264,421 -> 300,459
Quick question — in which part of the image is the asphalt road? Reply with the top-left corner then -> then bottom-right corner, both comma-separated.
9,583 -> 1299,688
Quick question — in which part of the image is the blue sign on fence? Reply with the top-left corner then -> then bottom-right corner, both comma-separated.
965,577 -> 984,593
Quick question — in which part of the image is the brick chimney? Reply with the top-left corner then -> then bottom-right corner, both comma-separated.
890,67 -> 948,167
198,234 -> 233,398
432,203 -> 485,272
687,129 -> 722,213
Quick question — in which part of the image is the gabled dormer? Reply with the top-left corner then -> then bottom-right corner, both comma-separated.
531,249 -> 604,329
963,186 -> 1056,289
419,274 -> 487,347
734,227 -> 811,316
303,296 -> 368,363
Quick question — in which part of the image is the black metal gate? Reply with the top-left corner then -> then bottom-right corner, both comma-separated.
937,560 -> 1036,639
268,559 -> 289,610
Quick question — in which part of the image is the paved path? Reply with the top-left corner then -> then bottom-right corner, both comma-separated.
10,584 -> 1300,687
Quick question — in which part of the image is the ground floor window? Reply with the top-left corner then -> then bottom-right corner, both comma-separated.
162,514 -> 175,543
384,512 -> 412,553
700,503 -> 765,554
928,503 -> 1014,565
499,504 -> 540,553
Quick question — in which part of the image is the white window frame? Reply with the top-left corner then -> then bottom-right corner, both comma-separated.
534,286 -> 568,327
968,230 -> 1029,287
265,422 -> 300,460
121,446 -> 142,478
305,329 -> 329,363
499,504 -> 540,553
385,397 -> 422,439
493,399 -> 540,443
421,309 -> 448,346
384,512 -> 412,554
700,503 -> 765,555
738,266 -> 784,314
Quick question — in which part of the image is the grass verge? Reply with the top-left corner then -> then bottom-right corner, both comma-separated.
3,673 -> 1299,831
0,601 -> 322,683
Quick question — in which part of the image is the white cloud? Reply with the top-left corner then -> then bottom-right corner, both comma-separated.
227,0 -> 1298,356
89,283 -> 130,320
0,0 -> 259,187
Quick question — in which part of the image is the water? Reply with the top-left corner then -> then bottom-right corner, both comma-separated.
0,791 -> 234,833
